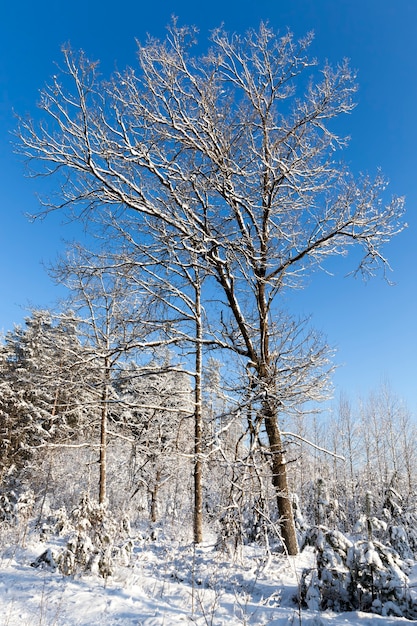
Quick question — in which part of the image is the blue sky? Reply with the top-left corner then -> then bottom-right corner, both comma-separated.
1,0 -> 416,410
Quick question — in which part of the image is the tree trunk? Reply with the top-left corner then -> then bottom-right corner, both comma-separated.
193,277 -> 204,543
99,359 -> 110,505
263,405 -> 299,555
256,272 -> 299,555
150,468 -> 162,523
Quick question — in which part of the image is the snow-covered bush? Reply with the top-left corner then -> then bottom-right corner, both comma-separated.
0,489 -> 34,526
57,493 -> 133,579
347,538 -> 412,614
381,486 -> 417,559
300,525 -> 417,618
300,527 -> 352,611
38,505 -> 74,542
353,484 -> 417,561
31,547 -> 58,571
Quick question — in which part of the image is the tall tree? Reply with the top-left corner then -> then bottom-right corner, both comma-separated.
0,310 -> 94,492
115,359 -> 193,526
17,24 -> 405,553
110,231 -> 210,542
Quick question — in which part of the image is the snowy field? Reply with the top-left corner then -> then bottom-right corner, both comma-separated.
1,534 -> 414,625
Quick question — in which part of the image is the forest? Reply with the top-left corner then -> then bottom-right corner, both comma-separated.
1,22 -> 416,623
2,305 -> 417,622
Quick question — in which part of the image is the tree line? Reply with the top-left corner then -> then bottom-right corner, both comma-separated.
1,306 -> 416,549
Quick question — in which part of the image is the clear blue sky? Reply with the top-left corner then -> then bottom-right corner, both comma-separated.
1,0 -> 416,410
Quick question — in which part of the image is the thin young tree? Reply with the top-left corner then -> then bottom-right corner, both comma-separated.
52,243 -> 156,504
17,23 -> 405,553
109,226 -> 211,543
330,394 -> 361,527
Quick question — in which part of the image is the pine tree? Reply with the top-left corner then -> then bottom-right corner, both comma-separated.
0,310 -> 96,501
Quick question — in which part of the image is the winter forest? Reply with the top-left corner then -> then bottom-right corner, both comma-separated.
2,23 -> 416,624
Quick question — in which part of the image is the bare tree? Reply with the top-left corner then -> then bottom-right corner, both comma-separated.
357,383 -> 415,500
115,358 -> 193,527
327,394 -> 361,526
52,243 -> 156,504
17,23 -> 405,553
113,232 -> 209,542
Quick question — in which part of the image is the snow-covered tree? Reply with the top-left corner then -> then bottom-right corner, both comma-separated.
17,23 -> 405,553
115,359 -> 193,529
51,243 -> 159,504
301,525 -> 417,618
0,310 -> 95,501
108,231 -> 212,543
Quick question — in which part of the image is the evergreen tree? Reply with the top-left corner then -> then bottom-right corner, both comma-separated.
0,310 -> 97,515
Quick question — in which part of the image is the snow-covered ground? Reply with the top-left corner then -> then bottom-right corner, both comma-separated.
0,534 -> 413,625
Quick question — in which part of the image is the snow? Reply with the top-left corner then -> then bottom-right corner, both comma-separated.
0,536 -> 414,625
